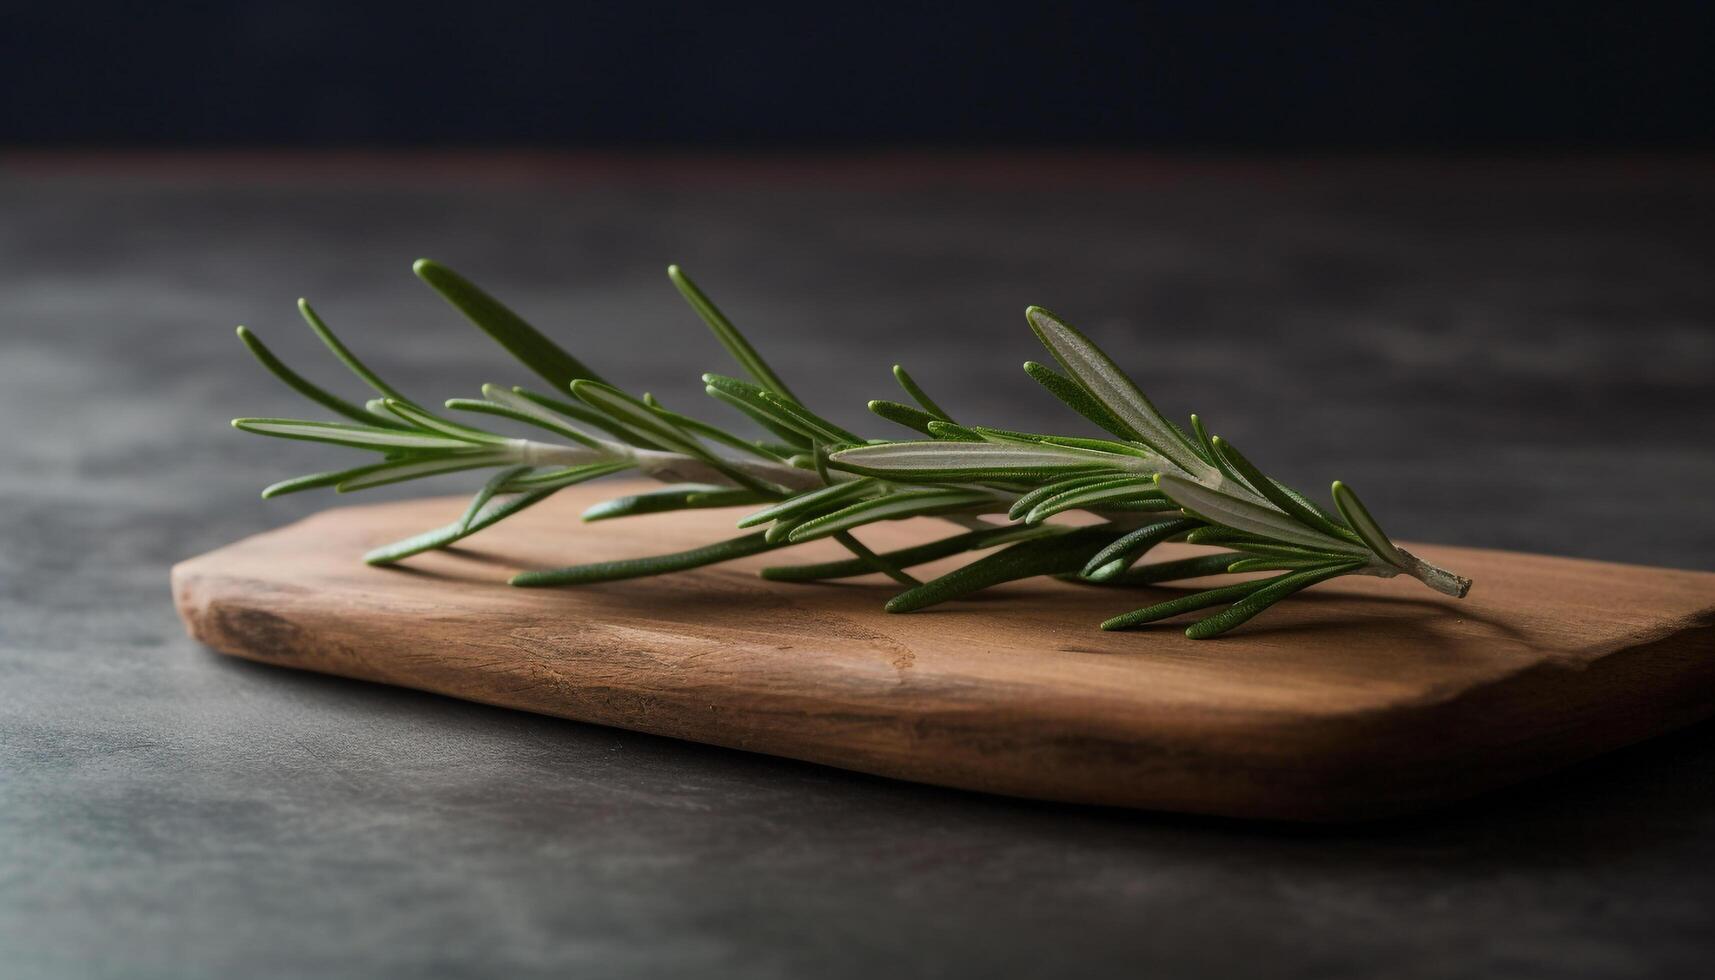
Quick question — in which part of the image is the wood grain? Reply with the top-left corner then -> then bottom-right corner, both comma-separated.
172,482 -> 1715,821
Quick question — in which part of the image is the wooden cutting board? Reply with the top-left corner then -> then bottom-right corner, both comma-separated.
172,481 -> 1715,821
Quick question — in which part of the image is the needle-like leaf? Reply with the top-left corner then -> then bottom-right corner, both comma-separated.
831,440 -> 1130,483
414,259 -> 609,390
1025,307 -> 1215,480
364,484 -> 565,565
867,399 -> 940,436
1157,474 -> 1368,555
1087,553 -> 1247,587
1331,480 -> 1411,569
1212,437 -> 1362,545
1079,518 -> 1199,580
668,265 -> 797,400
892,365 -> 953,421
786,489 -> 996,543
643,394 -> 787,461
1022,360 -> 1137,443
1100,579 -> 1271,631
458,466 -> 533,532
736,478 -> 876,529
885,527 -> 1121,613
236,326 -> 410,429
336,451 -> 517,492
381,399 -> 511,445
1023,477 -> 1162,524
760,524 -> 1061,581
1183,560 -> 1364,639
232,418 -> 478,452
1007,473 -> 1118,521
511,532 -> 781,586
583,484 -> 770,522
295,300 -> 418,410
260,461 -> 402,498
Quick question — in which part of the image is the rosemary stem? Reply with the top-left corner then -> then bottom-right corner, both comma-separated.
1394,547 -> 1473,598
511,438 -> 824,492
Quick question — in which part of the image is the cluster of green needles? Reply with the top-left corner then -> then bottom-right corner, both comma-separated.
232,260 -> 1471,639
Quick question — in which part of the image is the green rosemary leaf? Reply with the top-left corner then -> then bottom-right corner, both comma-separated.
380,399 -> 511,445
482,384 -> 606,443
511,531 -> 781,587
1022,360 -> 1138,443
1100,498 -> 1181,513
260,461 -> 401,498
1157,473 -> 1368,554
235,326 -> 409,429
511,387 -> 666,450
1090,552 -> 1247,587
1189,413 -> 1246,484
1182,527 -> 1282,548
413,259 -> 608,390
1007,473 -> 1116,521
1224,557 -> 1327,573
232,418 -> 477,452
364,484 -> 563,565
831,531 -> 922,587
757,391 -> 863,446
703,386 -> 817,449
1184,560 -> 1364,639
925,420 -> 986,442
570,380 -> 706,453
763,515 -> 808,544
786,489 -> 995,543
335,451 -> 516,492
1330,480 -> 1411,569
574,383 -> 783,496
1080,518 -> 1199,580
867,399 -> 940,436
642,394 -> 787,461
1270,480 -> 1355,536
1023,477 -> 1161,524
583,484 -> 767,521
885,526 -> 1121,613
976,427 -> 1155,459
667,265 -> 798,401
1182,526 -> 1348,562
1025,307 -> 1215,480
702,374 -> 835,442
500,460 -> 632,490
736,478 -> 876,529
892,365 -> 952,421
458,466 -> 533,532
1100,579 -> 1271,631
830,440 -> 1127,483
296,300 -> 418,408
445,395 -> 602,450
1211,437 -> 1363,545
1223,540 -> 1346,563
760,524 -> 1062,581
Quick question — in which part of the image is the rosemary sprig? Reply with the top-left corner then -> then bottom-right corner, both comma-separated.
230,260 -> 1471,639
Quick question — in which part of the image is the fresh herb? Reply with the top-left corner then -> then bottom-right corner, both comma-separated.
231,260 -> 1471,639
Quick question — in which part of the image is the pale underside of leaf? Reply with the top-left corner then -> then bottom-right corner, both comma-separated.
1156,474 -> 1369,554
1025,307 -> 1216,482
830,439 -> 1140,478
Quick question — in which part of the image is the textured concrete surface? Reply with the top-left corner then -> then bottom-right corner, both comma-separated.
3,155 -> 1713,979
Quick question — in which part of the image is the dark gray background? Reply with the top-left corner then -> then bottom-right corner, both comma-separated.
7,3 -> 1712,148
3,156 -> 1713,979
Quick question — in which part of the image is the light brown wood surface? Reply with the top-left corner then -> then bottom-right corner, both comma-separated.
172,482 -> 1715,820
